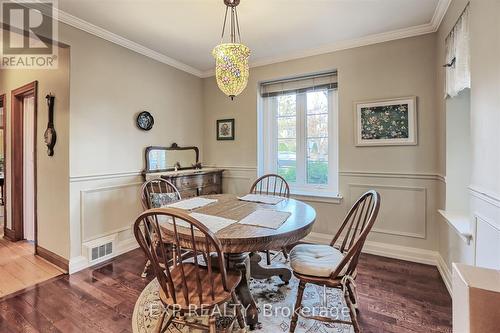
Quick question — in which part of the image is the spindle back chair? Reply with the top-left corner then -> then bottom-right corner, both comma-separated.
141,178 -> 181,210
249,174 -> 291,265
134,208 -> 245,332
139,178 -> 182,277
289,190 -> 380,333
249,174 -> 290,198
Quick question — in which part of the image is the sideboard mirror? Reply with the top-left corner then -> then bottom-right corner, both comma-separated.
144,143 -> 199,173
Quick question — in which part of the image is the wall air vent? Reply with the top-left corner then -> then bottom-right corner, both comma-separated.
84,235 -> 116,265
91,242 -> 113,261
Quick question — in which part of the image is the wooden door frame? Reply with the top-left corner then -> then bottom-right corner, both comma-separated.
0,94 -> 6,239
6,81 -> 38,244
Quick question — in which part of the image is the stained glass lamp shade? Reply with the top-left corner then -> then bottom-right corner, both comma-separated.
213,43 -> 250,100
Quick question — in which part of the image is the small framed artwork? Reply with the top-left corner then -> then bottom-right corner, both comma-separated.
217,118 -> 235,140
355,96 -> 417,146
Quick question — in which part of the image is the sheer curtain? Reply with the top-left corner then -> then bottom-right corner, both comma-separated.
445,4 -> 470,98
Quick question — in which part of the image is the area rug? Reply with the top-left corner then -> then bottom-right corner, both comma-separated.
132,257 -> 354,333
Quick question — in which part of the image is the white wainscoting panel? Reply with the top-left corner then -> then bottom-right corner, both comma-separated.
475,215 -> 500,269
80,182 -> 143,242
69,172 -> 143,273
349,183 -> 427,239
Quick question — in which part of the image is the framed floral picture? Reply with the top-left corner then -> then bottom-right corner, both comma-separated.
355,96 -> 417,146
216,118 -> 235,140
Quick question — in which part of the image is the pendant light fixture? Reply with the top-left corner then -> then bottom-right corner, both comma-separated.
212,0 -> 250,100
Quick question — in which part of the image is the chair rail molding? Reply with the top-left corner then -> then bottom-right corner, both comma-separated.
340,171 -> 445,182
208,165 -> 445,182
70,171 -> 143,183
469,185 -> 500,208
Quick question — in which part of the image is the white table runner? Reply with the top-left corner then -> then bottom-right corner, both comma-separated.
158,213 -> 236,234
238,209 -> 291,229
238,194 -> 284,205
189,213 -> 237,233
166,197 -> 217,211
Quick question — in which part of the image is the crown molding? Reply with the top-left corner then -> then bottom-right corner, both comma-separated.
201,22 -> 435,78
21,0 -> 450,79
201,0 -> 451,78
431,0 -> 452,30
56,9 -> 205,77
17,0 -> 204,77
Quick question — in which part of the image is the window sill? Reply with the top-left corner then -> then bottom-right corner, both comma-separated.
438,209 -> 473,245
290,191 -> 343,204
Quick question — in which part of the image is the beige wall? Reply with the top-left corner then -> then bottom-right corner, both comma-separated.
203,34 -> 442,253
56,23 -> 205,270
0,45 -> 71,259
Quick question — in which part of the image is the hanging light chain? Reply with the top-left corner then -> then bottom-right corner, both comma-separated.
219,1 -> 242,44
220,5 -> 229,43
234,6 -> 242,43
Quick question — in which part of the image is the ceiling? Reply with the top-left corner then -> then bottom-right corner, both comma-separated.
57,0 -> 450,77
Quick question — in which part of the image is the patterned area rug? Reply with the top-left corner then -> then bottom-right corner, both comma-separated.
132,257 -> 354,333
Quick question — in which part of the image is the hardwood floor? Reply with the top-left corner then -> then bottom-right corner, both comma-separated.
0,249 -> 452,333
0,222 -> 64,298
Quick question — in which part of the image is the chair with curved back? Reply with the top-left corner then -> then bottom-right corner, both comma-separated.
288,190 -> 381,333
134,208 -> 245,333
249,174 -> 290,198
139,178 -> 182,277
141,178 -> 182,210
249,174 -> 291,265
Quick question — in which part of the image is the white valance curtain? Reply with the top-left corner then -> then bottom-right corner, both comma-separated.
445,4 -> 470,98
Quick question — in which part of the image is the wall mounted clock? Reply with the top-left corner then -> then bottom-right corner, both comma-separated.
137,111 -> 154,131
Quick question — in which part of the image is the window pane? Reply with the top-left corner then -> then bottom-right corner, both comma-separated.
277,94 -> 296,117
278,116 -> 296,138
307,161 -> 328,185
307,90 -> 328,115
278,138 -> 296,183
307,137 -> 328,184
307,90 -> 329,185
307,114 -> 328,138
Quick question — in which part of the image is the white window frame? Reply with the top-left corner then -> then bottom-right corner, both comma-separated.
258,88 -> 339,198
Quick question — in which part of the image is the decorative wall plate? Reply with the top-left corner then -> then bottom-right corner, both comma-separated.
137,111 -> 154,131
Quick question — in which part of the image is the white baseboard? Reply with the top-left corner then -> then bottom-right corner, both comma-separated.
436,252 -> 453,296
68,256 -> 88,274
304,232 -> 452,296
115,237 -> 139,256
69,236 -> 139,274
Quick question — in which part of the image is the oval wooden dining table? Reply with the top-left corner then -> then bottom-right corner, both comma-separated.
159,194 -> 317,329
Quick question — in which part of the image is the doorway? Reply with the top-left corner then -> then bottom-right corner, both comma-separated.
4,81 -> 37,243
0,94 -> 5,237
0,82 -> 63,297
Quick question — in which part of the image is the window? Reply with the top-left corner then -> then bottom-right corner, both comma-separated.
445,4 -> 470,98
258,72 -> 339,197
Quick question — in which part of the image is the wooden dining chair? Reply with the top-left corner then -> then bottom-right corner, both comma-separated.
141,178 -> 182,210
134,208 -> 246,333
250,173 -> 290,198
288,190 -> 380,333
139,178 -> 182,278
249,174 -> 291,265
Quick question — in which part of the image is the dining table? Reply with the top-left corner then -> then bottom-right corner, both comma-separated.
159,193 -> 317,330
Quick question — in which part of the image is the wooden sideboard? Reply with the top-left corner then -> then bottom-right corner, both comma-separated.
144,168 -> 224,198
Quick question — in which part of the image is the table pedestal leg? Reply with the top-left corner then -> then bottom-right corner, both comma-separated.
249,252 -> 292,284
227,253 -> 260,330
